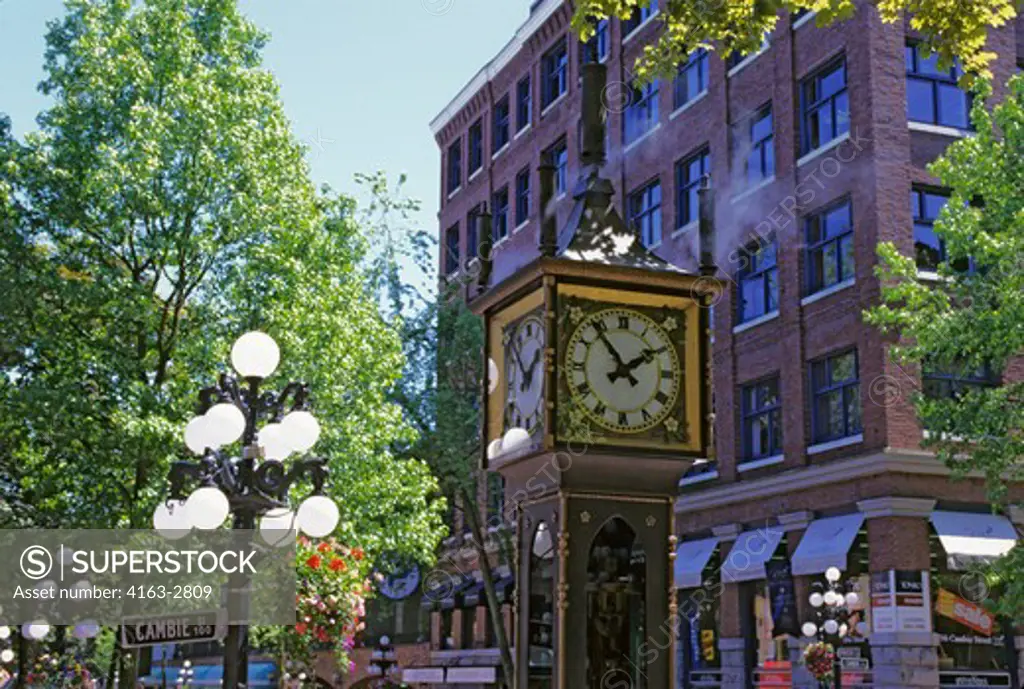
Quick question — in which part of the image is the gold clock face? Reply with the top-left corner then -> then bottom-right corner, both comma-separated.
565,307 -> 681,433
505,313 -> 545,434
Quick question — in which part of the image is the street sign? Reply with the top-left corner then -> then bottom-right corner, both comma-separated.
120,610 -> 225,648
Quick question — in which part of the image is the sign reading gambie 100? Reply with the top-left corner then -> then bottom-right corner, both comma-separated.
120,611 -> 224,648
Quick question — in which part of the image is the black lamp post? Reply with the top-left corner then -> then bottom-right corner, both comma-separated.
801,567 -> 858,689
155,332 -> 340,689
369,635 -> 398,685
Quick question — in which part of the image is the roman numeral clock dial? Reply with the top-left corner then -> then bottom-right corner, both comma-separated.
505,314 -> 545,434
565,308 -> 681,434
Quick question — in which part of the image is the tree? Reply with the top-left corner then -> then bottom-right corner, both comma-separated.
865,75 -> 1024,619
572,0 -> 1017,84
0,0 -> 445,682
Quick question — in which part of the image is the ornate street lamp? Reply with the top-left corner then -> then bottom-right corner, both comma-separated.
801,567 -> 859,689
368,634 -> 399,684
156,332 -> 340,689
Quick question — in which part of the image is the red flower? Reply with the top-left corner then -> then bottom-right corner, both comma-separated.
317,627 -> 329,642
352,547 -> 364,561
306,554 -> 321,569
329,558 -> 347,572
295,622 -> 307,635
317,542 -> 332,554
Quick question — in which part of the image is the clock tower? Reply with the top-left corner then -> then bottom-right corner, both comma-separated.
471,63 -> 717,689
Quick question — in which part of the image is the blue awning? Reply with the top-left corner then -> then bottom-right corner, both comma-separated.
139,662 -> 277,687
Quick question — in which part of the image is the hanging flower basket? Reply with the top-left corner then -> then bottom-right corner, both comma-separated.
25,654 -> 94,688
802,641 -> 835,683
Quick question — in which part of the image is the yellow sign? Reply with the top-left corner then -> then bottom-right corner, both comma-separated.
935,588 -> 994,636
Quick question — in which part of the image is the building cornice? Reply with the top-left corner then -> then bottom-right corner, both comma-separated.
675,448 -> 985,513
857,496 -> 937,519
429,0 -> 562,138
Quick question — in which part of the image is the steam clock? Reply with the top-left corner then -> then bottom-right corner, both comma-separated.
471,63 -> 716,689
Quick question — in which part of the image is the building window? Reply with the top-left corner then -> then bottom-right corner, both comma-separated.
623,79 -> 660,145
911,188 -> 949,272
738,104 -> 774,185
725,32 -> 770,70
486,474 -> 505,529
742,377 -> 782,461
444,223 -> 460,275
515,167 -> 530,226
517,75 -> 532,131
906,42 -> 969,129
923,362 -> 997,399
673,49 -> 708,110
581,18 -> 609,63
493,95 -> 510,152
806,198 -> 853,294
629,179 -> 662,248
674,146 -> 709,228
810,349 -> 861,443
492,187 -> 510,243
792,8 -> 811,21
466,205 -> 482,261
801,56 -> 849,154
468,119 -> 483,174
545,139 -> 568,196
623,0 -> 658,37
542,37 -> 568,109
447,139 -> 462,194
738,240 -> 778,322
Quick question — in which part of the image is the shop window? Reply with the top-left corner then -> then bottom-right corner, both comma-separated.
801,55 -> 849,154
906,42 -> 970,129
674,146 -> 709,229
741,376 -> 782,462
587,517 -> 647,689
737,240 -> 778,323
676,549 -> 722,689
673,49 -> 708,110
493,94 -> 510,152
629,178 -> 662,248
745,533 -> 792,689
468,119 -> 483,174
529,522 -> 556,686
517,75 -> 532,131
542,37 -> 568,108
810,349 -> 861,443
806,197 -> 854,294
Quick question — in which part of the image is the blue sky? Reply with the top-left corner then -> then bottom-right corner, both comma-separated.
0,0 -> 529,283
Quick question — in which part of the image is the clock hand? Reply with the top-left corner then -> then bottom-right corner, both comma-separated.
510,341 -> 528,381
523,349 -> 542,391
597,331 -> 638,386
608,349 -> 656,383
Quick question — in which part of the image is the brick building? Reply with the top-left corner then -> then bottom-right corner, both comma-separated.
398,1 -> 1024,688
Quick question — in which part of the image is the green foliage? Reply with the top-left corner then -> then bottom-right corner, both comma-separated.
0,0 -> 443,558
865,75 -> 1024,620
572,0 -> 1015,85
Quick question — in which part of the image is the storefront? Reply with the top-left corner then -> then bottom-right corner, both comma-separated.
674,537 -> 722,689
929,510 -> 1019,688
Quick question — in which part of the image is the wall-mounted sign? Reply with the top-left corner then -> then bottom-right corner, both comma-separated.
764,560 -> 799,637
935,588 -> 994,636
871,570 -> 931,633
378,563 -> 420,601
938,671 -> 1012,687
120,611 -> 224,648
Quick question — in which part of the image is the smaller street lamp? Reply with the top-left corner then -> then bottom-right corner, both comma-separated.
801,567 -> 858,689
177,659 -> 194,686
369,635 -> 398,684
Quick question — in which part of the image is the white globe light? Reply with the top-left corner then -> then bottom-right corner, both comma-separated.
823,591 -> 838,606
486,439 -> 504,460
839,623 -> 849,637
487,358 -> 499,394
845,591 -> 860,606
809,592 -> 824,608
825,566 -> 841,583
855,621 -> 868,635
73,621 -> 100,639
296,495 -> 340,538
206,403 -> 246,446
153,499 -> 191,540
186,487 -> 230,530
258,423 -> 293,461
231,331 -> 280,379
502,427 -> 531,453
184,416 -> 216,455
260,508 -> 298,547
23,623 -> 49,640
0,626 -> 9,640
801,622 -> 817,637
0,649 -> 13,664
823,619 -> 839,635
282,411 -> 321,452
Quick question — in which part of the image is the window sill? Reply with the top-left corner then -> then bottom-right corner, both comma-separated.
513,219 -> 530,234
808,433 -> 863,455
622,11 -> 660,45
468,168 -> 483,184
644,240 -> 662,251
730,175 -> 776,205
916,269 -> 950,283
792,10 -> 817,30
797,131 -> 851,168
669,90 -> 709,120
733,310 -> 779,334
623,122 -> 662,154
514,123 -> 532,140
493,234 -> 510,249
727,45 -> 769,78
679,470 -> 719,487
671,219 -> 697,239
491,143 -> 510,161
447,186 -> 462,200
540,91 -> 568,118
738,454 -> 785,472
908,121 -> 971,138
801,277 -> 855,306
